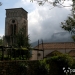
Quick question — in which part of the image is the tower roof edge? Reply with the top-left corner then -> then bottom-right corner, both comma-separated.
5,8 -> 28,13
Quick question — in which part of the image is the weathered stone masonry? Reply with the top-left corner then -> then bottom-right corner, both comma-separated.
4,8 -> 28,46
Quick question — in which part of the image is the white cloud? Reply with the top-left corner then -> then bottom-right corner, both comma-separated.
28,5 -> 72,42
13,0 -> 72,42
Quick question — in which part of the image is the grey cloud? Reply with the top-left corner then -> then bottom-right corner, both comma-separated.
28,5 -> 72,43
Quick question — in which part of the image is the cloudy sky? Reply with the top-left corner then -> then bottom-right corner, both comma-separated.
0,0 -> 73,42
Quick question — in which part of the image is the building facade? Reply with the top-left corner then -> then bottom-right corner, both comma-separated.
31,42 -> 75,60
4,8 -> 28,46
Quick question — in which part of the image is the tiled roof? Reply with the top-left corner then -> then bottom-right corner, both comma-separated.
45,50 -> 62,57
34,42 -> 75,50
68,50 -> 75,57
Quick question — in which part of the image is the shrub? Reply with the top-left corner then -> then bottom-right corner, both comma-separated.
46,54 -> 73,75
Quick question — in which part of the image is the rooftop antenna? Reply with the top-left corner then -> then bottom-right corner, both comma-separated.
37,40 -> 39,60
41,39 -> 44,59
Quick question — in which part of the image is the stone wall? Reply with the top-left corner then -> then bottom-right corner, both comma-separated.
0,60 -> 39,75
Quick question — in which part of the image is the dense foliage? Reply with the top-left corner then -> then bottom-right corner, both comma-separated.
12,27 -> 32,60
0,38 -> 3,46
14,27 -> 31,48
0,54 -> 74,75
18,54 -> 73,75
0,27 -> 31,60
46,54 -> 73,75
16,54 -> 74,75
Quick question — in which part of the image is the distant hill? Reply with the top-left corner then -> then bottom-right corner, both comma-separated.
31,32 -> 74,47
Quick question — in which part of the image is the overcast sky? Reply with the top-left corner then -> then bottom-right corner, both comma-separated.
0,0 -> 73,42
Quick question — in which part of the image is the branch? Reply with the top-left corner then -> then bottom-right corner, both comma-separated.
0,2 -> 2,6
58,2 -> 72,7
30,0 -> 72,7
49,6 -> 55,10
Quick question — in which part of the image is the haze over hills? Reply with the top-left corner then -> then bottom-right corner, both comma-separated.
31,32 -> 74,47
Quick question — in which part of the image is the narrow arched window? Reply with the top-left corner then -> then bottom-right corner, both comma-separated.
9,20 -> 17,36
13,24 -> 16,35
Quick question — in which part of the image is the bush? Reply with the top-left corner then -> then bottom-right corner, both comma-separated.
27,60 -> 48,75
46,54 -> 73,75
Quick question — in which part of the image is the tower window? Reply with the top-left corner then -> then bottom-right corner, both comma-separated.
12,20 -> 15,23
10,24 -> 13,36
10,24 -> 17,36
14,24 -> 16,35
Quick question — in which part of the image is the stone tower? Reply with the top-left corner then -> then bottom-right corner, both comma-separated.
4,8 -> 28,46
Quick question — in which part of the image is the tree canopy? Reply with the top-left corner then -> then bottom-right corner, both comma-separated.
0,36 -> 3,46
46,54 -> 73,75
12,27 -> 31,60
61,0 -> 75,41
14,27 -> 31,48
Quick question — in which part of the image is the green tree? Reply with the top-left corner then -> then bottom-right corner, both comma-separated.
61,0 -> 75,41
0,37 -> 3,46
14,27 -> 31,48
12,27 -> 31,60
